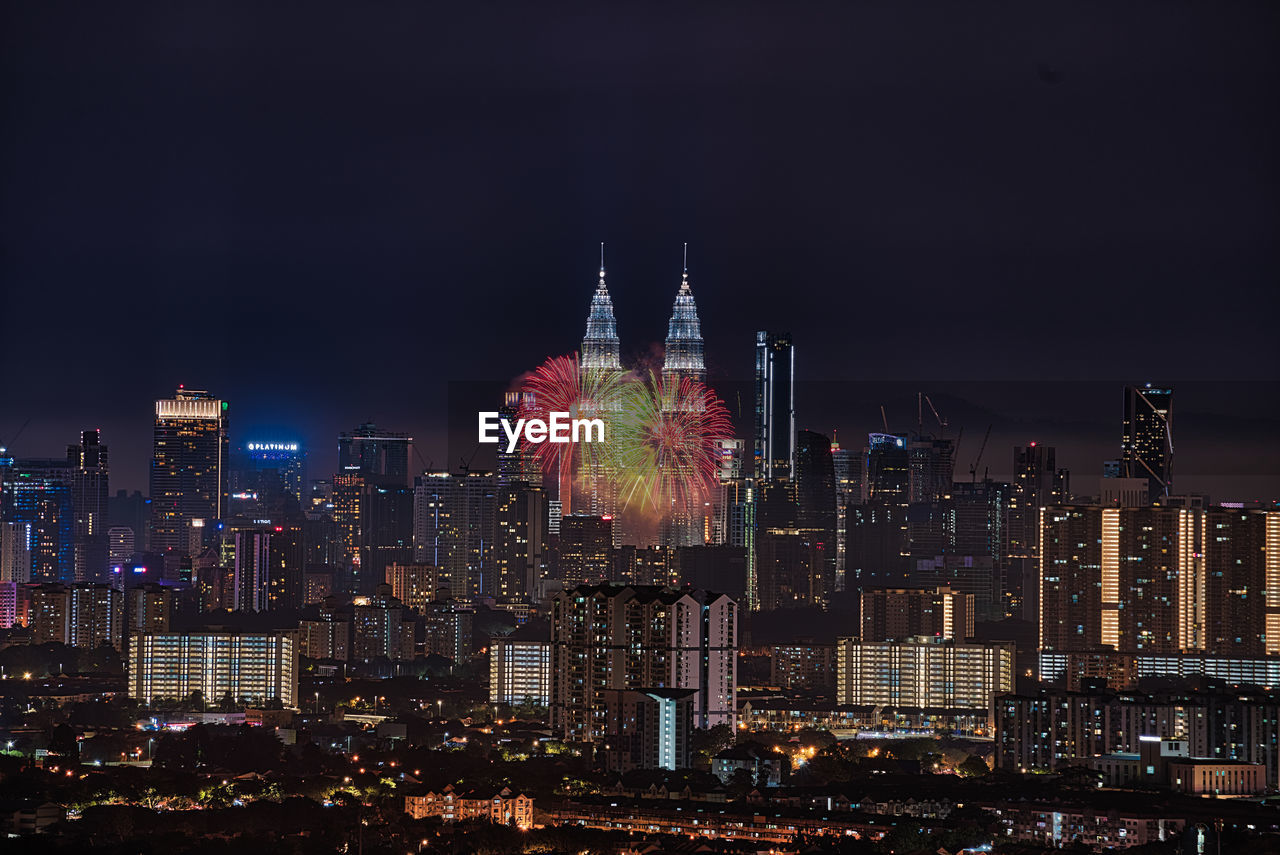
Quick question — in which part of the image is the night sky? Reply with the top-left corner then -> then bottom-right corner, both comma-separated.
3,3 -> 1277,499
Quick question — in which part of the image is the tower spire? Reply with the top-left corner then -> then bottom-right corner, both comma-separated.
681,242 -> 689,290
582,244 -> 621,372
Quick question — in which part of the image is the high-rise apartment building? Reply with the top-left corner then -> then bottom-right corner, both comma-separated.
550,584 -> 737,744
384,562 -> 443,612
150,388 -> 228,555
490,623 -> 552,707
129,630 -> 299,707
860,586 -> 975,642
1122,384 -> 1173,498
754,332 -> 795,481
28,582 -> 123,649
836,636 -> 1014,725
1040,505 -> 1280,656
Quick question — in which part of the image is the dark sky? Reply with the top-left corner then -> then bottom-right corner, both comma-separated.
2,3 -> 1277,498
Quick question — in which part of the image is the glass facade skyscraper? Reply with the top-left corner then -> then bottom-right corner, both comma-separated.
1122,384 -> 1173,498
150,388 -> 228,555
754,331 -> 795,481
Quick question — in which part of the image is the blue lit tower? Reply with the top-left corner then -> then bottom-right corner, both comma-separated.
581,244 -> 621,372
661,243 -> 706,389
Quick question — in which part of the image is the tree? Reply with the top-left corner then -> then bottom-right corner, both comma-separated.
689,723 -> 735,770
958,754 -> 989,777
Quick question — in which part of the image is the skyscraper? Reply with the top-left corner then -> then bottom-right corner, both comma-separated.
150,388 -> 228,555
794,430 -> 836,607
338,422 -> 411,488
495,392 -> 542,487
1,459 -> 74,582
236,441 -> 306,504
1122,384 -> 1173,498
412,471 -> 497,597
66,430 -> 109,582
754,332 -> 795,481
661,245 -> 706,389
580,246 -> 622,372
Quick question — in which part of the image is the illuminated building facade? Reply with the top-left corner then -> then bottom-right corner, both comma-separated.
557,514 -> 612,586
1122,384 -> 1173,498
661,248 -> 706,388
150,389 -> 228,554
580,249 -> 621,372
836,636 -> 1014,720
754,331 -> 795,481
412,471 -> 497,598
1,459 -> 75,582
129,630 -> 299,707
860,586 -> 975,642
494,482 -> 546,597
1039,505 -> 1280,656
489,626 -> 552,706
384,561 -> 442,612
550,584 -> 737,744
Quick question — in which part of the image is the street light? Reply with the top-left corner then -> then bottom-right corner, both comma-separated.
315,691 -> 320,714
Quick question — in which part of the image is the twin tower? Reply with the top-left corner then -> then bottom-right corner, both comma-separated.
580,244 -> 707,388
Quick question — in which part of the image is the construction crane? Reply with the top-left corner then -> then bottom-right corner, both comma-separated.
880,405 -> 890,433
923,395 -> 948,436
969,424 -> 992,484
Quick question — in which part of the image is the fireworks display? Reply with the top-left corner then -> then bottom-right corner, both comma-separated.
610,371 -> 734,514
514,353 -> 733,520
515,353 -> 627,513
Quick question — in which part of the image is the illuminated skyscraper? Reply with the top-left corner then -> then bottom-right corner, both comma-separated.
412,471 -> 497,597
1,459 -> 74,582
1122,384 -> 1173,498
661,245 -> 705,388
150,388 -> 228,555
581,245 -> 622,372
754,332 -> 795,481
